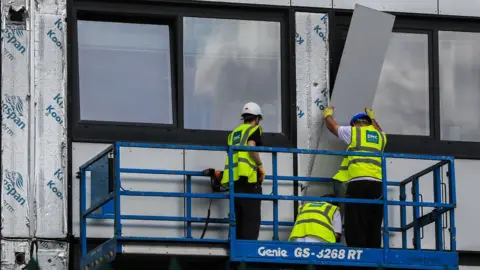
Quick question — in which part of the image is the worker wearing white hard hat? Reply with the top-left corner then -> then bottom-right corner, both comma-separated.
221,102 -> 265,240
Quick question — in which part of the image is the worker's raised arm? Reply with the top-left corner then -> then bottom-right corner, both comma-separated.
365,108 -> 383,132
324,106 -> 340,137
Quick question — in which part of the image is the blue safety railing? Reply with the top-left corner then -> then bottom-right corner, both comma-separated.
79,142 -> 458,270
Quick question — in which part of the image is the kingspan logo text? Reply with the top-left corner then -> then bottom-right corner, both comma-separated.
3,170 -> 26,207
2,94 -> 26,136
47,19 -> 64,50
47,168 -> 64,200
0,27 -> 26,55
46,94 -> 64,125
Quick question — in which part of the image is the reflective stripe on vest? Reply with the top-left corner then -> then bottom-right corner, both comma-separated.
288,202 -> 337,243
221,124 -> 261,185
333,126 -> 387,182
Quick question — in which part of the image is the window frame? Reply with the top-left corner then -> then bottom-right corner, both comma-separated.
68,0 -> 295,147
329,11 -> 480,159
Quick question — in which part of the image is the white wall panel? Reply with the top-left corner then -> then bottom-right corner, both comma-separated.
460,266 -> 480,270
72,143 -> 185,239
291,0 -> 332,8
439,0 -> 480,17
451,159 -> 480,251
185,149 -> 229,240
0,240 -> 68,269
34,14 -> 68,238
1,240 -> 31,270
384,159 -> 479,251
172,150 -> 295,241
257,153 -> 294,240
194,0 -> 289,6
37,241 -> 69,269
384,158 -> 452,250
333,0 -> 438,14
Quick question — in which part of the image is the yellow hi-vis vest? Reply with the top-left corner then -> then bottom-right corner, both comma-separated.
333,125 -> 387,183
221,124 -> 262,186
289,201 -> 338,243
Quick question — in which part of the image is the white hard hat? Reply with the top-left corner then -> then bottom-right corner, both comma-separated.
241,102 -> 262,117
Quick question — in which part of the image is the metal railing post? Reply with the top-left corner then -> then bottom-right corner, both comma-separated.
400,183 -> 407,249
186,175 -> 192,238
80,168 -> 87,255
448,159 -> 457,251
433,167 -> 443,250
114,143 -> 122,252
228,146 -> 236,258
381,156 -> 389,263
272,152 -> 279,240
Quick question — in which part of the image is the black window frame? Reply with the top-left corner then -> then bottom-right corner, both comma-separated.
68,0 -> 295,148
328,11 -> 480,159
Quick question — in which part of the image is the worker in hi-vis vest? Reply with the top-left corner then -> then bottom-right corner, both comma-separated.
323,107 -> 386,248
289,194 -> 343,243
221,102 -> 266,240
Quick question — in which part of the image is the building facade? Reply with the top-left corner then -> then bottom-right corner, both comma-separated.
2,0 -> 480,269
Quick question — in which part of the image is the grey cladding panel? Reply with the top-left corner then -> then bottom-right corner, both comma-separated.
439,0 -> 480,17
333,0 -> 438,14
331,4 -> 395,125
291,0 -> 332,8
193,0 -> 290,6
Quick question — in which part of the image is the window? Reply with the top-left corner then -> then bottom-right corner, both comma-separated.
183,17 -> 282,133
439,31 -> 480,142
330,14 -> 480,158
70,3 -> 292,146
373,32 -> 430,136
77,20 -> 173,124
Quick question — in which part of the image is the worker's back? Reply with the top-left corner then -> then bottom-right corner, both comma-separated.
288,200 -> 342,243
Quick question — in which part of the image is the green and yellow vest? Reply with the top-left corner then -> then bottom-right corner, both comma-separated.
221,124 -> 262,186
289,201 -> 338,243
333,125 -> 387,182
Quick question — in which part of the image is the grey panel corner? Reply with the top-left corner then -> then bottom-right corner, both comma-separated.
333,0 -> 438,15
291,0 -> 332,8
330,4 -> 395,125
194,0 -> 290,7
439,0 -> 480,17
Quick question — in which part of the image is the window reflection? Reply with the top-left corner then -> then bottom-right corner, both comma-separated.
183,17 -> 282,133
372,33 -> 430,136
439,31 -> 480,142
77,21 -> 173,124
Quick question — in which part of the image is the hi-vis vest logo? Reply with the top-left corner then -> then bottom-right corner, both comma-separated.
3,170 -> 26,207
309,202 -> 325,207
2,94 -> 26,136
232,131 -> 242,145
366,130 -> 379,144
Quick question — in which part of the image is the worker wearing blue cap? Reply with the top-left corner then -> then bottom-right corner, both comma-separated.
323,107 -> 386,249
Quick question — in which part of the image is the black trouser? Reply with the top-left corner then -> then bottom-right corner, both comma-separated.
344,180 -> 384,248
234,177 -> 262,240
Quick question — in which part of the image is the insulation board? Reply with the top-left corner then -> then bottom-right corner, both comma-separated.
307,5 -> 395,197
294,12 -> 330,196
1,22 -> 31,237
34,13 -> 68,238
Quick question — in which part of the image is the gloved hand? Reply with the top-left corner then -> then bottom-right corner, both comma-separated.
257,165 -> 265,183
323,106 -> 334,119
365,108 -> 375,119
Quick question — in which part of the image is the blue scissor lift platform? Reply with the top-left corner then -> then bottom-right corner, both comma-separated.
78,142 -> 458,270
